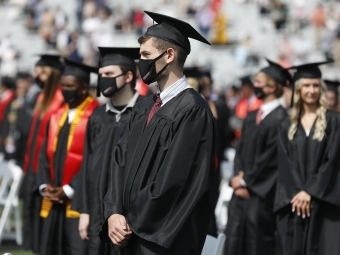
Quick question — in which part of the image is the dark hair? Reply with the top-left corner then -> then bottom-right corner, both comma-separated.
34,66 -> 61,115
138,36 -> 188,68
1,76 -> 16,90
16,72 -> 32,80
120,65 -> 137,90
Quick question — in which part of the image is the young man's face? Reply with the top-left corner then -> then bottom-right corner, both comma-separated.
254,73 -> 276,97
99,65 -> 128,90
140,38 -> 168,73
140,38 -> 161,60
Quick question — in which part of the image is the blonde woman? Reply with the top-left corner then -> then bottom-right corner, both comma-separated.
275,62 -> 340,255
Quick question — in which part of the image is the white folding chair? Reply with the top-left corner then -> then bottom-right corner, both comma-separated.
0,158 -> 23,245
215,181 -> 234,232
202,233 -> 226,255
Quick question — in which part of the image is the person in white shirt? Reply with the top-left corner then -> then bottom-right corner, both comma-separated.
101,11 -> 216,255
226,59 -> 291,255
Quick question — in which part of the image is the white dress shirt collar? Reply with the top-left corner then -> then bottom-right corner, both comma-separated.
157,76 -> 191,107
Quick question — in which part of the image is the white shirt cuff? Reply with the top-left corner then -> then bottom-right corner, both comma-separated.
39,184 -> 48,196
63,185 -> 74,199
240,179 -> 247,187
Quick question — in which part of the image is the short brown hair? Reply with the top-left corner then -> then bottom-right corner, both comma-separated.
120,66 -> 137,90
255,72 -> 284,98
138,36 -> 188,68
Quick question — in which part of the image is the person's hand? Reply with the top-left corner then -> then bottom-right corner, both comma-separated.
79,214 -> 90,240
44,185 -> 56,200
291,191 -> 312,218
49,186 -> 67,203
234,187 -> 250,200
108,214 -> 132,248
231,171 -> 244,189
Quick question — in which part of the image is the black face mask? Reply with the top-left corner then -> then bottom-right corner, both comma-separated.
98,73 -> 126,97
138,51 -> 169,85
62,89 -> 78,103
254,87 -> 266,99
35,77 -> 44,89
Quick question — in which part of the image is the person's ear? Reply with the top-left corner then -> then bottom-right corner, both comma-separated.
125,71 -> 133,84
165,48 -> 175,64
81,83 -> 89,94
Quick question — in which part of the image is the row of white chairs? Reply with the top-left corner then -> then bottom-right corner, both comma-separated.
0,154 -> 23,246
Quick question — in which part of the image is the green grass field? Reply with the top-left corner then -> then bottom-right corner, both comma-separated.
2,251 -> 35,255
0,241 -> 34,255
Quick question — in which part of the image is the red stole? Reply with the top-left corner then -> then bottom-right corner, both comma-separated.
234,97 -> 262,139
46,96 -> 98,186
23,88 -> 64,173
0,90 -> 15,124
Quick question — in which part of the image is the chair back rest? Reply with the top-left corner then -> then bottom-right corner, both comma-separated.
0,161 -> 22,206
202,234 -> 226,255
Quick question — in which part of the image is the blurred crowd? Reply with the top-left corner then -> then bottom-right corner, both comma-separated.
2,0 -> 340,83
1,0 -> 340,156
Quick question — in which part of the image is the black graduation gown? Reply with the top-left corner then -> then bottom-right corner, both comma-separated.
22,116 -> 43,253
0,98 -> 32,167
38,119 -> 87,255
100,88 -> 217,255
225,105 -> 287,255
72,99 -> 142,255
275,111 -> 340,255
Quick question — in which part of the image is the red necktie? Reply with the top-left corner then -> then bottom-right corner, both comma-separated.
147,95 -> 162,125
256,108 -> 263,125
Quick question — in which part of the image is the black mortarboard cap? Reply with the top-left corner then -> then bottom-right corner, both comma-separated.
260,59 -> 291,86
1,76 -> 16,90
98,47 -> 140,69
35,54 -> 64,71
16,71 -> 31,80
324,79 -> 340,92
288,61 -> 332,108
184,66 -> 202,79
239,75 -> 253,87
63,59 -> 97,83
288,61 -> 332,82
144,11 -> 211,54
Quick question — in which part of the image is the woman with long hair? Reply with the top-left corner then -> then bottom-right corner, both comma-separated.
275,62 -> 340,255
22,55 -> 65,253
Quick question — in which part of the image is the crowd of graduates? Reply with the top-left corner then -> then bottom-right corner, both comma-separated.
1,8 -> 340,255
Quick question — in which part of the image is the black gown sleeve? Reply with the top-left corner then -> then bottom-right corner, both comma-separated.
72,118 -> 92,213
243,124 -> 279,198
126,107 -> 216,249
233,117 -> 246,176
103,125 -> 130,220
274,120 -> 295,212
303,116 -> 340,207
100,119 -> 131,242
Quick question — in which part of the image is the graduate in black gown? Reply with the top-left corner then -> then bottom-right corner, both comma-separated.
275,62 -> 340,255
100,11 -> 216,255
72,47 -> 142,255
225,59 -> 290,255
0,73 -> 32,167
324,79 -> 340,112
37,59 -> 99,255
22,55 -> 64,253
